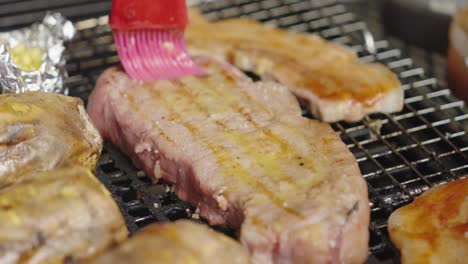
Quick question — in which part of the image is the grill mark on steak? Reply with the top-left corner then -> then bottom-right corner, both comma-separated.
161,65 -> 325,200
125,93 -> 176,145
174,74 -> 318,174
120,72 -> 315,221
185,64 -> 319,168
131,66 -> 331,219
131,84 -> 305,219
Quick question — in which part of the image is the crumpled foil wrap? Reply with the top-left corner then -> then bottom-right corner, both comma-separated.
0,12 -> 76,94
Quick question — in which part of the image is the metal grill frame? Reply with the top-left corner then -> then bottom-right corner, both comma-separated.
1,1 -> 467,263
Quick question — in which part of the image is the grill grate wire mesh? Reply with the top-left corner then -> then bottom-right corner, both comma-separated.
1,0 -> 467,263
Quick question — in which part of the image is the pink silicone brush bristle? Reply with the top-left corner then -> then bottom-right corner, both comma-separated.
114,29 -> 204,82
110,0 -> 204,81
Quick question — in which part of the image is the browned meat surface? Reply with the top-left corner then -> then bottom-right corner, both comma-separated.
87,58 -> 370,264
0,166 -> 128,264
186,9 -> 403,122
88,220 -> 250,264
388,178 -> 468,264
0,92 -> 102,188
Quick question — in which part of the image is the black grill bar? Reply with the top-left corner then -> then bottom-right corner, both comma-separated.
1,1 -> 466,263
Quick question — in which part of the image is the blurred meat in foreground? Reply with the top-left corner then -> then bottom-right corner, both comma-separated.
0,92 -> 102,188
88,220 -> 250,264
388,178 -> 468,264
0,166 -> 128,264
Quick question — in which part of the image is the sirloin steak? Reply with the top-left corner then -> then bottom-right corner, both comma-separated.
87,58 -> 370,264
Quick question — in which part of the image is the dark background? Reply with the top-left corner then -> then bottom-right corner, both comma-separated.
0,0 -> 112,29
0,0 -> 460,54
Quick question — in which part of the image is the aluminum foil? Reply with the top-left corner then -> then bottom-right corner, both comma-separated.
0,12 -> 76,94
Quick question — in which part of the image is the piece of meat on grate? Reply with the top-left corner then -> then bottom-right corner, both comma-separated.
87,58 -> 370,264
87,220 -> 250,264
0,92 -> 103,188
0,166 -> 128,264
388,178 -> 468,264
186,9 -> 403,123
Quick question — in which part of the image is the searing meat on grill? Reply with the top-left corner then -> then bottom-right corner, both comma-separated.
88,220 -> 250,264
186,9 -> 403,122
388,178 -> 468,264
87,58 -> 370,264
0,166 -> 128,264
0,92 -> 102,188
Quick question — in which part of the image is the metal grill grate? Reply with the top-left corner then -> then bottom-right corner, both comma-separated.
2,0 -> 467,263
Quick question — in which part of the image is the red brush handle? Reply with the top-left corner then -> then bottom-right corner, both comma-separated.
110,0 -> 188,30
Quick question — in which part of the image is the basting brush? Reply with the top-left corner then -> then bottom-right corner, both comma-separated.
110,0 -> 204,81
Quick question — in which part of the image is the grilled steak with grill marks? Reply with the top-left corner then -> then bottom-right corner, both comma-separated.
186,9 -> 403,122
87,58 -> 370,264
88,220 -> 250,264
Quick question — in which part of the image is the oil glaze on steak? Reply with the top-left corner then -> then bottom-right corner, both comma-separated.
87,58 -> 370,264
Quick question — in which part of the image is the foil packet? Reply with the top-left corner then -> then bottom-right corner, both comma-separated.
0,12 -> 76,94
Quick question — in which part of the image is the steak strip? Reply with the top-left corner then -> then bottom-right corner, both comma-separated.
186,9 -> 403,122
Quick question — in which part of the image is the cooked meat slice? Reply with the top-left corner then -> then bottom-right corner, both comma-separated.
388,178 -> 468,264
0,166 -> 128,264
186,9 -> 403,122
88,220 -> 250,264
87,59 -> 370,264
0,92 -> 102,188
